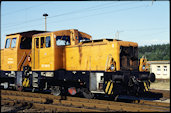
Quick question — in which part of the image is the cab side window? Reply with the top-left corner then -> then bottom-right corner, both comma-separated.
56,36 -> 70,46
5,38 -> 11,48
20,37 -> 32,49
41,37 -> 45,48
46,36 -> 51,48
11,38 -> 17,48
36,38 -> 39,48
79,37 -> 90,43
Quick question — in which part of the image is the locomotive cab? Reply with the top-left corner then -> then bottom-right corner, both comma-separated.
31,29 -> 92,71
0,30 -> 46,89
31,29 -> 92,90
2,30 -> 46,71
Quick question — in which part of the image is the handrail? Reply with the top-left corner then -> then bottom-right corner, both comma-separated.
17,51 -> 32,71
22,51 -> 32,68
105,54 -> 112,72
17,52 -> 26,70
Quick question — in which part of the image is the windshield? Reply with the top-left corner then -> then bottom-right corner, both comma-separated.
56,36 -> 70,46
11,38 -> 17,48
5,38 -> 11,48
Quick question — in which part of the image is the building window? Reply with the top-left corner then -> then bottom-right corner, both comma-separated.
163,66 -> 167,75
156,66 -> 161,75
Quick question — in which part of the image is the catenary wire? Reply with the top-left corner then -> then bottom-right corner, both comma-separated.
2,2 -> 133,29
2,4 -> 154,31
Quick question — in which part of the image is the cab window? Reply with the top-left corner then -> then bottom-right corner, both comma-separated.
41,37 -> 45,48
79,37 -> 90,43
11,38 -> 17,48
46,36 -> 51,48
20,37 -> 32,49
5,38 -> 11,48
36,38 -> 39,48
56,36 -> 70,46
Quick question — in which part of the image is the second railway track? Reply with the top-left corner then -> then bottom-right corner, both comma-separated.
1,90 -> 170,112
150,89 -> 170,99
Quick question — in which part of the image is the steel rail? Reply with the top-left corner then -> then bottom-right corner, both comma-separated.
1,90 -> 170,112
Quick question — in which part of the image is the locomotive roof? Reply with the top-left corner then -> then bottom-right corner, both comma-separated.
6,30 -> 47,36
82,39 -> 121,43
33,29 -> 92,39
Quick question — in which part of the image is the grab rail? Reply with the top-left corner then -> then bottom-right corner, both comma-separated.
22,51 -> 32,68
17,52 -> 26,70
17,51 -> 32,71
105,54 -> 112,72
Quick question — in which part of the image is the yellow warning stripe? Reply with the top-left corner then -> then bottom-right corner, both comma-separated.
22,78 -> 30,87
105,81 -> 114,95
144,82 -> 148,91
146,82 -> 150,90
25,79 -> 29,87
146,82 -> 149,90
147,82 -> 150,89
22,78 -> 27,86
105,81 -> 111,93
108,82 -> 113,95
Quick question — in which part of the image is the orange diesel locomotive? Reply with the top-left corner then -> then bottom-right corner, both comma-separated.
0,29 -> 155,98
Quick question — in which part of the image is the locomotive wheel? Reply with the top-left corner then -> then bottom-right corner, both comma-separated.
82,88 -> 94,99
51,86 -> 61,96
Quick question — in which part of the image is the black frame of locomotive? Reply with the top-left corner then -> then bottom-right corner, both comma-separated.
0,64 -> 155,98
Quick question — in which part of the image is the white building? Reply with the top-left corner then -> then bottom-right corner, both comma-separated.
147,61 -> 170,80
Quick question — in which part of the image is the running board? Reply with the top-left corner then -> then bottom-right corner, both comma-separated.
91,90 -> 105,94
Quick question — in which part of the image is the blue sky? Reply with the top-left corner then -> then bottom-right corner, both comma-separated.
1,1 -> 170,48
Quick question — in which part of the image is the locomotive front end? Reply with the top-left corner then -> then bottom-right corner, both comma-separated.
104,40 -> 156,96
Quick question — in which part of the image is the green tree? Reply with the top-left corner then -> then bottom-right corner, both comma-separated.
138,43 -> 170,61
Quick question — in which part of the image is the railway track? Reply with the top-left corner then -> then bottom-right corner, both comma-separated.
1,90 -> 170,112
150,89 -> 170,99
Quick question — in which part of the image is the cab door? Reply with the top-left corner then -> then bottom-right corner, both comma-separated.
33,38 -> 39,69
39,36 -> 53,70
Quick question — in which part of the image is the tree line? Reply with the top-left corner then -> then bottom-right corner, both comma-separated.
138,43 -> 170,61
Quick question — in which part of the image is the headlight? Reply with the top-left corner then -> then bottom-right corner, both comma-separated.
110,64 -> 115,71
142,65 -> 145,70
